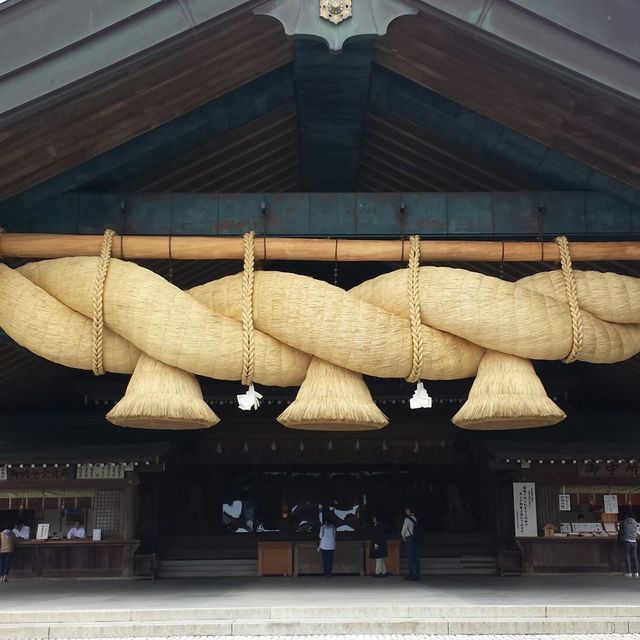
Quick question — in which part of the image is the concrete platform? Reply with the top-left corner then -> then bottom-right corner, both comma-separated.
2,575 -> 640,637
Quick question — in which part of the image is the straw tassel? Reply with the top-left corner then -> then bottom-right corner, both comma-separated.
107,354 -> 219,430
278,358 -> 388,431
452,350 -> 566,430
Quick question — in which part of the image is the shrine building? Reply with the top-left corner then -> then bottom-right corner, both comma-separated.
0,0 -> 639,579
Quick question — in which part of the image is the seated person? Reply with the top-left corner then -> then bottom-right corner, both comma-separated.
12,521 -> 30,540
66,521 -> 86,539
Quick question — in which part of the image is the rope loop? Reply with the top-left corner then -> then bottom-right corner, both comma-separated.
91,229 -> 116,376
241,231 -> 256,386
555,235 -> 584,364
405,235 -> 424,383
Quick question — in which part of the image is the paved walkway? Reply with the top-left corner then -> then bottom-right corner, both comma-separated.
0,575 -> 639,611
52,636 -> 640,640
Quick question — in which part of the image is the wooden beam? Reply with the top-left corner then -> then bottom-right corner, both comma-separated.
1,233 -> 639,262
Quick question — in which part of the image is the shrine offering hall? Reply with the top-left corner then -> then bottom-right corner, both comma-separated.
0,0 -> 639,579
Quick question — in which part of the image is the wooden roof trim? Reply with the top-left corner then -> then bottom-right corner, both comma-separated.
412,0 -> 640,103
0,0 -> 261,122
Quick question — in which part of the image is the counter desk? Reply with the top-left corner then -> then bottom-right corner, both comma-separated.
11,539 -> 140,578
517,536 -> 621,573
257,539 -> 401,576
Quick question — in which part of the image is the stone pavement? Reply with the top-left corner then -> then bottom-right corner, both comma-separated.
70,636 -> 640,640
45,636 -> 640,640
2,576 -> 640,637
1,575 -> 640,611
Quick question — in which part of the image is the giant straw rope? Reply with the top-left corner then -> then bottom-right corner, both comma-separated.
0,230 -> 639,431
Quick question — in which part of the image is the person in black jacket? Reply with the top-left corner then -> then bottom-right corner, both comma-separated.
369,515 -> 388,577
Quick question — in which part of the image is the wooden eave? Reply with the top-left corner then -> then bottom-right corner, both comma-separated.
0,0 -> 267,121
1,0 -> 640,201
411,0 -> 640,103
2,0 -> 639,121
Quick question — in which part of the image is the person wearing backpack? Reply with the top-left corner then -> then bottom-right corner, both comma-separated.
401,506 -> 421,581
618,512 -> 640,577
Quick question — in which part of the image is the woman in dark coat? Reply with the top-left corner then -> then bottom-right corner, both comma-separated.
369,515 -> 388,577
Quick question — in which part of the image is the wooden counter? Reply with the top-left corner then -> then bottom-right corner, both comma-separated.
517,536 -> 621,573
257,541 -> 293,576
11,540 -> 140,578
294,541 -> 364,576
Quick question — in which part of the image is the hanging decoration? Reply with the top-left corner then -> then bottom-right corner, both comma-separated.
0,232 -> 639,431
404,235 -> 432,410
237,384 -> 263,412
409,382 -> 432,410
237,231 -> 262,411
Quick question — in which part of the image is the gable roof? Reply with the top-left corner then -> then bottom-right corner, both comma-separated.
0,0 -> 640,202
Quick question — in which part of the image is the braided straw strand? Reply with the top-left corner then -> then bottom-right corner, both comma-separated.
241,231 -> 256,386
405,235 -> 424,383
555,235 -> 584,364
92,229 -> 116,376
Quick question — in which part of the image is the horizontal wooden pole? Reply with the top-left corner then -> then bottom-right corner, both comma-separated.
1,233 -> 639,262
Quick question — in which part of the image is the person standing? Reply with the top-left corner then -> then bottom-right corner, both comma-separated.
619,513 -> 639,577
369,515 -> 388,577
0,527 -> 16,582
401,506 -> 421,581
318,513 -> 337,577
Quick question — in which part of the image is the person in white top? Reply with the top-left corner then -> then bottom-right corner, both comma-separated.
401,506 -> 421,581
66,521 -> 86,539
12,522 -> 30,540
318,511 -> 337,577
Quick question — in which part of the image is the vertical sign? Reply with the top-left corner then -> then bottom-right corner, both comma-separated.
604,494 -> 619,514
559,494 -> 571,511
36,523 -> 50,540
513,482 -> 538,537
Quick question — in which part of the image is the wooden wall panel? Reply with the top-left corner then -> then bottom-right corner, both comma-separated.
359,110 -> 537,192
122,107 -> 300,193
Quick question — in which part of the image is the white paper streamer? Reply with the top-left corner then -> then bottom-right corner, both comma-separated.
409,381 -> 432,409
237,384 -> 263,411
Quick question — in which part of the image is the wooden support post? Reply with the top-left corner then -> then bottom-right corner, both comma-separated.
1,233 -> 639,262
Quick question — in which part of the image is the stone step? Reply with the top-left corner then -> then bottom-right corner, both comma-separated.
157,556 -> 497,578
403,556 -> 497,575
5,605 -> 640,623
157,558 -> 258,578
1,616 -> 640,638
